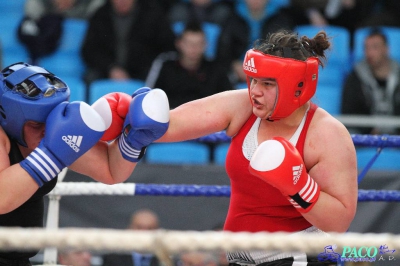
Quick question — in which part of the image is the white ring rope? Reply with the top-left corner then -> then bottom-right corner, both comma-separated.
41,178 -> 399,265
2,228 -> 400,254
49,182 -> 136,196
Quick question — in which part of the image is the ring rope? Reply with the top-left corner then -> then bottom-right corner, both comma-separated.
357,147 -> 383,183
197,132 -> 400,183
40,132 -> 400,264
196,132 -> 400,148
2,228 -> 400,254
351,134 -> 398,148
49,182 -> 400,202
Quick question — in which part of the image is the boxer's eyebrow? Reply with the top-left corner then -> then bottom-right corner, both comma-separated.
259,78 -> 276,82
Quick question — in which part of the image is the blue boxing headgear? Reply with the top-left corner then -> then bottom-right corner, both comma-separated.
0,62 -> 70,147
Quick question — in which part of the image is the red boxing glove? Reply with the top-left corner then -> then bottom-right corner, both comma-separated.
249,137 -> 320,213
92,92 -> 131,141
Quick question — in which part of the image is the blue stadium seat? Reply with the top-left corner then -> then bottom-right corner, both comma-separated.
235,82 -> 247,90
63,77 -> 87,102
214,143 -> 230,165
146,142 -> 210,165
318,67 -> 345,87
0,15 -> 24,49
357,147 -> 400,171
295,25 -> 351,73
353,26 -> 400,65
0,10 -> 29,67
38,52 -> 85,79
2,45 -> 30,67
36,19 -> 88,78
171,21 -> 221,60
0,0 -> 26,12
312,84 -> 342,115
58,18 -> 88,54
88,79 -> 145,104
202,23 -> 221,60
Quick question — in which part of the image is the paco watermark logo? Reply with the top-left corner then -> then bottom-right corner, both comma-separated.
317,244 -> 396,263
317,245 -> 341,262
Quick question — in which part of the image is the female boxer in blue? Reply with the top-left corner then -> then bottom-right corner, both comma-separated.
0,62 -> 169,265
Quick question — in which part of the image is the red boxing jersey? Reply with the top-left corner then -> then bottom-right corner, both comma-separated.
224,103 -> 318,233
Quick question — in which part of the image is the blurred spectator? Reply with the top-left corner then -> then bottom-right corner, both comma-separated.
176,251 -> 219,266
58,249 -> 92,266
290,0 -> 372,29
290,0 -> 400,48
322,0 -> 376,48
156,0 -> 180,13
23,0 -> 104,20
290,0 -> 330,27
211,223 -> 228,266
215,0 -> 296,85
168,0 -> 233,27
145,21 -> 233,109
81,0 -> 176,86
356,0 -> 400,28
341,28 -> 400,134
127,208 -> 160,230
324,0 -> 374,33
101,209 -> 161,266
18,0 -> 104,64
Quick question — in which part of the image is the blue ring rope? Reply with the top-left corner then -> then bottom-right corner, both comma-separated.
138,133 -> 400,202
195,132 -> 400,183
134,184 -> 400,202
195,132 -> 400,147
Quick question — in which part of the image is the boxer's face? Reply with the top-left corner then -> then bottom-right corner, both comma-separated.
23,121 -> 45,149
249,77 -> 278,119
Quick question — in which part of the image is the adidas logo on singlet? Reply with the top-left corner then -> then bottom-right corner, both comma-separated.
292,164 -> 303,185
62,135 -> 82,152
243,57 -> 257,73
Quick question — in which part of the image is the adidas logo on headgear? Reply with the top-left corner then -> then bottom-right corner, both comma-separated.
243,57 -> 257,73
62,135 -> 82,152
292,164 -> 303,185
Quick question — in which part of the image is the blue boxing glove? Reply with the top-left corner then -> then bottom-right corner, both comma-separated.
118,88 -> 170,162
131,87 -> 152,97
20,101 -> 106,186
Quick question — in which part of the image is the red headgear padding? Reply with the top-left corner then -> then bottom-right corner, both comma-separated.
243,49 -> 319,121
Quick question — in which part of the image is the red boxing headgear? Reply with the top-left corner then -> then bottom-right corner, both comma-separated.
243,49 -> 319,121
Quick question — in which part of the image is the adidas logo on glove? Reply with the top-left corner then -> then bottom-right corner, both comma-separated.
292,164 -> 303,185
62,135 -> 83,152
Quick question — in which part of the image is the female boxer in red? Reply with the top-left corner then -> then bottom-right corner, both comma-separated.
157,30 -> 357,265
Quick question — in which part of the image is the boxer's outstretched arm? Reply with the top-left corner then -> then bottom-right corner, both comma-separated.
158,89 -> 252,142
70,88 -> 170,184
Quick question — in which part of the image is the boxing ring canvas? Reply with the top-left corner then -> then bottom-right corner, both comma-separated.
46,163 -> 400,234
